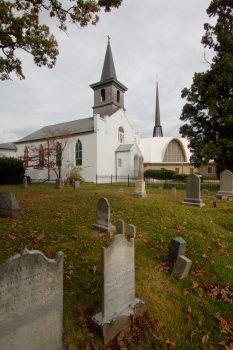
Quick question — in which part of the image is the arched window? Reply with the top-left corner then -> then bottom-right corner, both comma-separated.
163,140 -> 185,162
118,126 -> 124,144
39,144 -> 44,167
76,140 -> 82,166
117,90 -> 120,103
101,89 -> 105,102
56,142 -> 62,167
24,146 -> 29,167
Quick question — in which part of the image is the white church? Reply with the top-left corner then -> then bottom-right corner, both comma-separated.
1,39 -> 214,181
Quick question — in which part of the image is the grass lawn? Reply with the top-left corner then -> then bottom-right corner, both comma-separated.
0,183 -> 232,349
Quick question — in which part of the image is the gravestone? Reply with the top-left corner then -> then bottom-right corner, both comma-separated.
74,180 -> 80,189
171,255 -> 192,279
116,219 -> 125,235
0,192 -> 22,217
134,156 -> 147,197
167,237 -> 186,263
92,197 -> 113,233
126,224 -> 136,239
164,180 -> 173,189
182,174 -> 205,207
217,170 -> 233,198
0,249 -> 64,350
22,176 -> 28,188
92,233 -> 145,344
55,179 -> 63,189
171,184 -> 177,195
201,189 -> 209,198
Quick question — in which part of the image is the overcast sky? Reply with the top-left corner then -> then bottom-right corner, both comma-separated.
0,0 -> 213,143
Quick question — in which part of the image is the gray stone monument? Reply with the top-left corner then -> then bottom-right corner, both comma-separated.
201,189 -> 209,198
0,192 -> 22,217
171,184 -> 177,195
74,180 -> 80,189
217,170 -> 233,198
92,197 -> 113,233
92,233 -> 145,344
22,176 -> 28,188
182,174 -> 205,207
126,224 -> 136,239
167,237 -> 186,263
55,178 -> 63,189
171,255 -> 192,280
0,249 -> 64,350
116,219 -> 125,235
134,156 -> 147,197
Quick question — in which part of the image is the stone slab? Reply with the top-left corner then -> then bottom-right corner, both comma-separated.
0,249 -> 64,350
167,237 -> 186,263
0,192 -> 23,217
134,180 -> 147,197
182,198 -> 205,207
171,255 -> 192,280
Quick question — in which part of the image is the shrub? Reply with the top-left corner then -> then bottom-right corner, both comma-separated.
0,157 -> 25,184
144,169 -> 175,180
172,173 -> 188,181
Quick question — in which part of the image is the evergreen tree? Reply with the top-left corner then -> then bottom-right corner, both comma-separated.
0,0 -> 122,80
180,0 -> 233,175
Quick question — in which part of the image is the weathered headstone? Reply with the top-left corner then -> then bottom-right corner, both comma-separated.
22,176 -> 28,188
55,178 -> 63,189
134,156 -> 147,197
171,255 -> 192,279
116,219 -> 125,235
171,184 -> 177,195
167,237 -> 186,263
201,189 -> 209,198
0,192 -> 22,217
217,170 -> 233,198
0,249 -> 64,350
126,224 -> 136,239
92,197 -> 113,233
92,233 -> 145,344
74,180 -> 80,189
182,174 -> 205,207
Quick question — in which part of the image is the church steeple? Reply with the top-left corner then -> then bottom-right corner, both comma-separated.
90,37 -> 127,117
153,80 -> 163,137
101,36 -> 117,81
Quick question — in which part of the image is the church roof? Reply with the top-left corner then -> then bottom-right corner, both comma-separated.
15,117 -> 94,143
101,38 -> 117,81
139,137 -> 192,163
116,144 -> 134,152
0,142 -> 17,150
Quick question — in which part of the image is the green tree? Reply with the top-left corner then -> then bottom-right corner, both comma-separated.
180,0 -> 233,175
0,0 -> 122,80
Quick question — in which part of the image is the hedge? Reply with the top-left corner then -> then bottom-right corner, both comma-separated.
0,157 -> 25,184
144,169 -> 175,180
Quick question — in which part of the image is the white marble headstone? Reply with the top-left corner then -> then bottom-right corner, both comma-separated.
0,249 -> 63,350
217,170 -> 233,198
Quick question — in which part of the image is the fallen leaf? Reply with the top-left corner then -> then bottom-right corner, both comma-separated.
202,335 -> 209,344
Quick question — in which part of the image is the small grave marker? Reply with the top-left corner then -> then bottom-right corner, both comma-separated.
167,237 -> 186,263
171,255 -> 192,279
92,197 -> 113,233
116,219 -> 125,235
0,192 -> 22,217
22,176 -> 28,188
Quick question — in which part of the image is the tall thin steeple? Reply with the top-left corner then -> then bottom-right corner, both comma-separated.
90,37 -> 127,117
153,80 -> 163,137
101,36 -> 117,81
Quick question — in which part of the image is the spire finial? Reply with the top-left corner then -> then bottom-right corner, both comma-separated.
107,35 -> 110,43
153,79 -> 163,137
156,73 -> 159,82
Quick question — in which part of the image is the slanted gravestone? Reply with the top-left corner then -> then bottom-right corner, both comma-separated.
0,192 -> 22,217
167,237 -> 186,263
116,219 -> 125,235
0,249 -> 64,350
126,224 -> 136,239
182,174 -> 205,207
217,170 -> 233,199
171,255 -> 192,280
134,156 -> 147,197
92,232 -> 145,344
92,197 -> 113,233
22,176 -> 28,188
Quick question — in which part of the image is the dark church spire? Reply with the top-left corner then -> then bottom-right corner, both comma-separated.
101,36 -> 117,81
153,80 -> 163,137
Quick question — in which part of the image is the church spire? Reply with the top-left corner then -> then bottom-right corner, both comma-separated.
101,36 -> 117,81
153,80 -> 163,137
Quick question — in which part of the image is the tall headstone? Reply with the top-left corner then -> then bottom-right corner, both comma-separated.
182,174 -> 205,207
134,156 -> 147,197
0,249 -> 64,350
217,170 -> 233,198
171,255 -> 192,280
92,233 -> 145,344
167,237 -> 186,263
92,197 -> 113,233
0,192 -> 22,217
